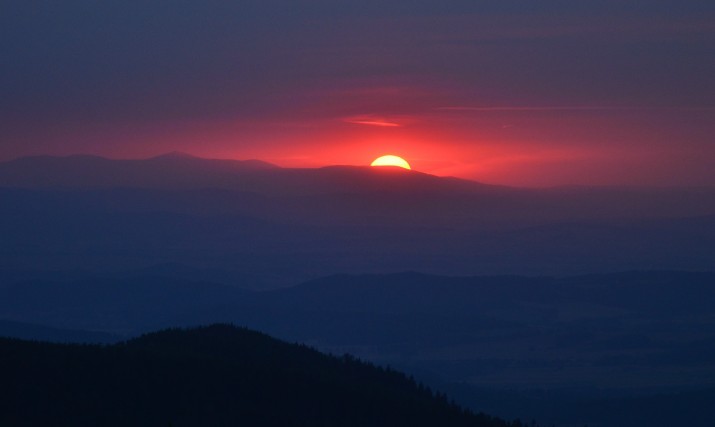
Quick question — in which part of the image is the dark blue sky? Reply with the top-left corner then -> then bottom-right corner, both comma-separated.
2,1 -> 714,185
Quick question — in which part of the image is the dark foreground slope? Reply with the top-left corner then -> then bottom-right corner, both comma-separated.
0,324 -> 519,427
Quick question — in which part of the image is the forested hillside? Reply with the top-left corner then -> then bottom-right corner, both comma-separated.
0,324 -> 524,427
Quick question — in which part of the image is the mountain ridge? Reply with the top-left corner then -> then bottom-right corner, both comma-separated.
0,324 -> 520,427
0,153 -> 505,195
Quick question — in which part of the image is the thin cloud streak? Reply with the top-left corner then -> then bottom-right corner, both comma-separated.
435,106 -> 715,112
343,116 -> 403,127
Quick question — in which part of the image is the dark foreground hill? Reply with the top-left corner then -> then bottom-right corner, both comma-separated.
0,324 -> 520,427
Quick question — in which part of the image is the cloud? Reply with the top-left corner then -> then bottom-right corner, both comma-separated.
435,106 -> 715,113
435,106 -> 627,112
342,115 -> 403,127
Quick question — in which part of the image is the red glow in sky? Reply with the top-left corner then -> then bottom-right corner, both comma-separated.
4,96 -> 715,187
2,3 -> 714,187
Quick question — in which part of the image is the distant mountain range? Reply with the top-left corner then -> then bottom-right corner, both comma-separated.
3,270 -> 715,389
0,188 -> 713,284
1,153 -> 714,283
1,153 -> 713,220
0,318 -> 121,343
0,152 -> 498,195
0,152 -> 277,190
0,324 -> 520,427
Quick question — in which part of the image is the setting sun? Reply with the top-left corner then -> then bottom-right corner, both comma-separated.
370,155 -> 411,170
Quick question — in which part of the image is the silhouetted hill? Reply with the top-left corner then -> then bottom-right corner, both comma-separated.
2,154 -> 715,218
13,153 -> 711,212
0,324 -> 520,427
0,154 -> 277,190
0,154 -> 501,195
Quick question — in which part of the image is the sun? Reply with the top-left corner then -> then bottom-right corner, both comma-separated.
370,155 -> 411,170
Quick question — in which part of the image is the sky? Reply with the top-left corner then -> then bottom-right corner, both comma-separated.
2,1 -> 714,186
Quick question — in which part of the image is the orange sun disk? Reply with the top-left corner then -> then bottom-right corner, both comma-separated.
370,155 -> 411,170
